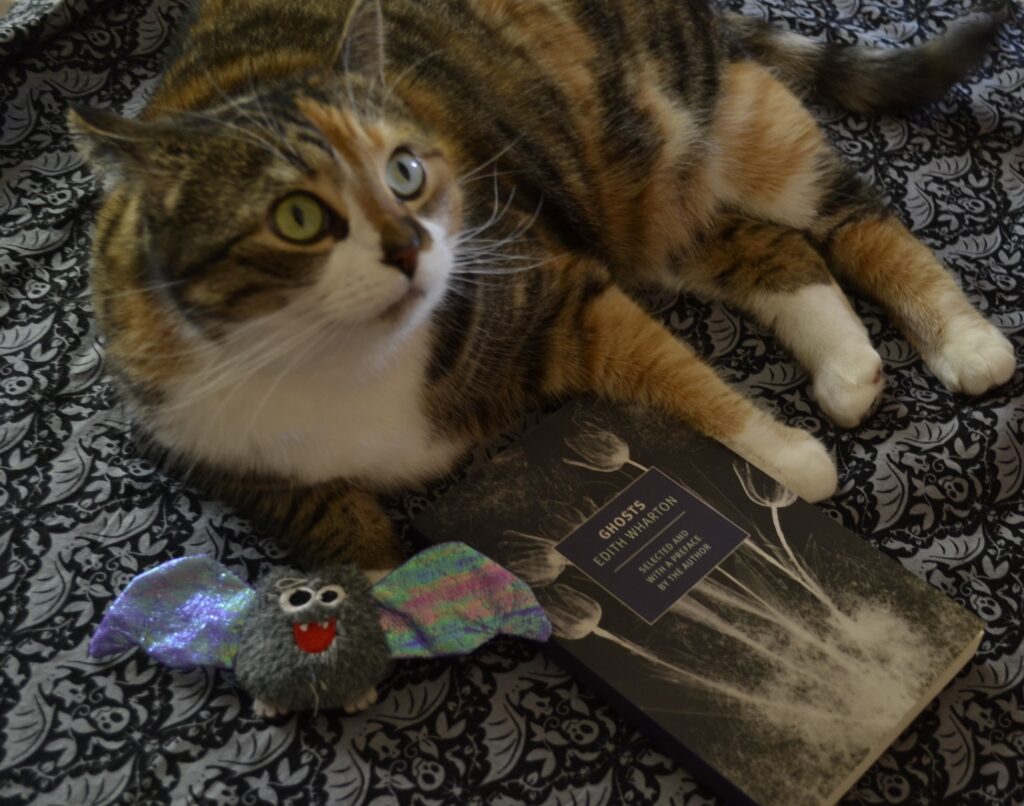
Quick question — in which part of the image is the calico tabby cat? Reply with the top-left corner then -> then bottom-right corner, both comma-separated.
70,0 -> 1016,572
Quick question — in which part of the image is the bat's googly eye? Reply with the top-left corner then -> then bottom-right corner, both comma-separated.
316,584 -> 346,607
279,587 -> 315,613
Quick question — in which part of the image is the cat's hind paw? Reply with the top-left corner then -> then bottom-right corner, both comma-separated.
926,318 -> 1015,396
813,346 -> 884,428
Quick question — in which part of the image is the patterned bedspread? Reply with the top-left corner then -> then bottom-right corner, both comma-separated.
2,0 -> 1022,802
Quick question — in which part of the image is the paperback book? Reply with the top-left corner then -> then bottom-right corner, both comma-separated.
412,398 -> 984,806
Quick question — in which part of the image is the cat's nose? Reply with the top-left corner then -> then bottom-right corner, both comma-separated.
381,217 -> 421,279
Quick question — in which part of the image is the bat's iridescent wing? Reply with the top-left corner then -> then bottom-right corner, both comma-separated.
372,542 -> 551,659
90,556 -> 255,669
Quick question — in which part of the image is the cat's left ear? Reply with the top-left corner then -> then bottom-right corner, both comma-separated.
67,106 -> 159,191
333,0 -> 386,79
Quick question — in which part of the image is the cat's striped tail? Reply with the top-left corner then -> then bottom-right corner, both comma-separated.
722,5 -> 1009,115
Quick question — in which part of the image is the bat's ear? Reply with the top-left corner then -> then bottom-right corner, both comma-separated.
89,556 -> 255,669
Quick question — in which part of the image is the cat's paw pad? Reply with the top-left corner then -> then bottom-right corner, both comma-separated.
927,319 -> 1015,395
813,347 -> 884,428
253,699 -> 286,719
343,687 -> 378,714
768,429 -> 838,503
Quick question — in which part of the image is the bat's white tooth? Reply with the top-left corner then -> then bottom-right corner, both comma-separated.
299,623 -> 310,632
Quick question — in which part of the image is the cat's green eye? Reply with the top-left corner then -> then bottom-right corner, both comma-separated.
386,149 -> 426,200
270,192 -> 329,244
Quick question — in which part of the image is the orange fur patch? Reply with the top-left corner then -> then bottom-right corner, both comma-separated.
711,61 -> 826,226
830,217 -> 970,352
553,284 -> 752,441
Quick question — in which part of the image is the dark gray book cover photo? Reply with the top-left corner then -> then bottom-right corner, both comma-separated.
412,399 -> 984,806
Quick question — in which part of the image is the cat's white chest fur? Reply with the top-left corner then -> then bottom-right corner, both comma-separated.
153,329 -> 466,489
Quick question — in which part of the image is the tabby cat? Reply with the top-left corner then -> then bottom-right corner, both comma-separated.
70,0 -> 1016,572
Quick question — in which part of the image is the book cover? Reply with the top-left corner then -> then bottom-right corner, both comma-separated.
412,399 -> 985,806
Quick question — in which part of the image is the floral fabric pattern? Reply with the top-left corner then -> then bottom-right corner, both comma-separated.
0,0 -> 1022,803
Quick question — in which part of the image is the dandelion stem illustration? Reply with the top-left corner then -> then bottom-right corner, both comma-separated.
541,585 -> 882,729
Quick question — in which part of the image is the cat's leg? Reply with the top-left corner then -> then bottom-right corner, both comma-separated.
710,61 -> 1015,395
677,216 -> 884,427
215,476 -> 404,571
548,277 -> 838,502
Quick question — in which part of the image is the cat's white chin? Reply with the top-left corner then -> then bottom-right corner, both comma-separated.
307,218 -> 453,333
379,286 -> 425,320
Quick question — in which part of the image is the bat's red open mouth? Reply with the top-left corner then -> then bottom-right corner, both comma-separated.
292,618 -> 337,654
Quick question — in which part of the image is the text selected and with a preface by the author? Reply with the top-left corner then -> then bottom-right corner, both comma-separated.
556,468 -> 748,623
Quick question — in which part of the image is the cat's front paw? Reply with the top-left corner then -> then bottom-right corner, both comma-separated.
733,418 -> 837,503
813,346 -> 884,428
925,317 -> 1014,395
769,429 -> 837,503
343,686 -> 378,714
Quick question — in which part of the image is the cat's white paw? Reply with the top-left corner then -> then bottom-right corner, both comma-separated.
812,346 -> 884,428
926,318 -> 1015,395
732,418 -> 837,503
343,686 -> 378,714
769,428 -> 838,503
253,699 -> 286,719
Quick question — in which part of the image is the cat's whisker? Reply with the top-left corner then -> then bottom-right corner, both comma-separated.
179,108 -> 286,163
94,279 -> 189,301
458,135 -> 525,185
218,320 -> 340,447
241,64 -> 292,145
378,48 -> 443,112
458,168 -> 523,185
451,263 -> 545,278
249,324 -> 349,446
168,317 -> 331,414
452,247 -> 552,270
456,187 -> 520,246
460,185 -> 545,250
187,55 -> 296,162
166,313 -> 313,388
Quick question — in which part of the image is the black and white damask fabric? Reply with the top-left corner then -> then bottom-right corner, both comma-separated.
1,0 -> 1022,802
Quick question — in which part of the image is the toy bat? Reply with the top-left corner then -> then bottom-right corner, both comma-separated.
90,542 -> 551,716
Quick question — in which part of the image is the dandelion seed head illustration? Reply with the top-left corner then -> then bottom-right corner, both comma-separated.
563,426 -> 632,472
733,461 -> 798,509
550,498 -> 601,535
501,530 -> 566,586
538,584 -> 602,640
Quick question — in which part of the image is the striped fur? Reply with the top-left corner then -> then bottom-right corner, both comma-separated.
722,6 -> 1008,115
70,0 -> 1014,568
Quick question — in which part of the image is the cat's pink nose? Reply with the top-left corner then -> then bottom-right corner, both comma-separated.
382,218 -> 421,279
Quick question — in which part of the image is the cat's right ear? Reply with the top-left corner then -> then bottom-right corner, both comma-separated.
333,0 -> 386,80
67,106 -> 156,191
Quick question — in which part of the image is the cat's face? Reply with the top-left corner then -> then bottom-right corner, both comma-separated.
71,78 -> 462,369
